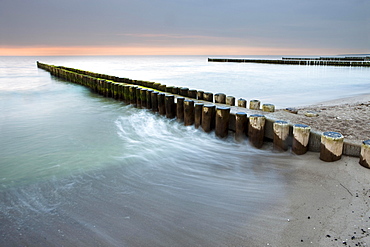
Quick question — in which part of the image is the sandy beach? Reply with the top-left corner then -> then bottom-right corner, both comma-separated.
275,94 -> 370,246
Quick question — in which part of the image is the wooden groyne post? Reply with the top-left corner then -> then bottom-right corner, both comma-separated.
320,132 -> 344,162
273,120 -> 290,151
215,107 -> 230,138
248,114 -> 265,148
292,124 -> 311,155
360,140 -> 370,168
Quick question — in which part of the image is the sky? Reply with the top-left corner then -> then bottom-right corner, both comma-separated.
0,0 -> 369,56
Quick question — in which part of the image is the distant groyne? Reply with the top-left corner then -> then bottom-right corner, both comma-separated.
208,56 -> 370,67
36,61 -> 370,167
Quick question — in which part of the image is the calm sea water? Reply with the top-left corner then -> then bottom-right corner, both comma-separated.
0,56 -> 369,246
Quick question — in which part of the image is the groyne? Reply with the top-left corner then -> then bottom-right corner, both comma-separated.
37,61 -> 369,167
208,57 -> 370,67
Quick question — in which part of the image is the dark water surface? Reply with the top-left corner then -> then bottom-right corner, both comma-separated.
1,56 -> 369,246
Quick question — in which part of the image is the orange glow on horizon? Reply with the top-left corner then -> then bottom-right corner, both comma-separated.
0,45 -> 347,56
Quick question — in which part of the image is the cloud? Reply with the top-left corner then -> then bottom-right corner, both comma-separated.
0,0 -> 368,55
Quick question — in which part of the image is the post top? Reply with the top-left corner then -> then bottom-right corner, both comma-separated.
323,131 -> 343,139
236,112 -> 248,115
294,124 -> 310,128
275,120 -> 288,124
217,106 -> 230,110
363,140 -> 370,145
250,114 -> 265,118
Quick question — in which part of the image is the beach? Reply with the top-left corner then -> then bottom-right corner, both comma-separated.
272,95 -> 370,246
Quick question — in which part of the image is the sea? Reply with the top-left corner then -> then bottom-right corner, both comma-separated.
1,55 -> 369,246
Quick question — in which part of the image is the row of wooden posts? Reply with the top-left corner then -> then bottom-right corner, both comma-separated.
36,62 -> 370,168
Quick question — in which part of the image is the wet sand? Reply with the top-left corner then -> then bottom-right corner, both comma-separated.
280,153 -> 370,246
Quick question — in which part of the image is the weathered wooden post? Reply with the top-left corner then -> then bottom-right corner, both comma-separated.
215,107 -> 230,138
197,91 -> 204,100
146,90 -> 153,109
176,97 -> 185,122
136,87 -> 142,108
172,87 -> 179,95
113,83 -> 119,99
249,100 -> 260,110
262,104 -> 275,112
147,81 -> 154,89
153,82 -> 161,90
129,86 -> 137,105
194,103 -> 203,129
215,93 -> 226,104
273,120 -> 290,151
248,114 -> 265,148
188,89 -> 197,99
151,91 -> 159,112
226,96 -> 235,106
201,105 -> 216,132
292,124 -> 311,155
158,93 -> 166,115
97,79 -> 104,95
124,85 -> 130,103
360,140 -> 370,168
203,92 -> 213,102
165,95 -> 176,118
106,81 -> 112,97
320,132 -> 344,162
140,88 -> 148,108
180,87 -> 189,97
118,84 -> 124,100
159,84 -> 166,92
184,99 -> 195,126
237,98 -> 247,108
235,112 -> 248,141
166,86 -> 174,93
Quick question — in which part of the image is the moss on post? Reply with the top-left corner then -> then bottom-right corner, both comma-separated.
249,100 -> 260,110
226,96 -> 235,106
237,98 -> 247,108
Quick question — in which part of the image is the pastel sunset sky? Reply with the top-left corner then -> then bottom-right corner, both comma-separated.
0,0 -> 369,56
